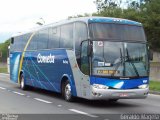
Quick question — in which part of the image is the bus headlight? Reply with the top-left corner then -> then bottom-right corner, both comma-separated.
92,84 -> 109,89
138,84 -> 148,89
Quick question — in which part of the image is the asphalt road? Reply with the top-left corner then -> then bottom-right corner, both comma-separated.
0,73 -> 160,120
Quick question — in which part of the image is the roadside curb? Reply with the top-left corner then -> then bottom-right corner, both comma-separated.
149,90 -> 160,95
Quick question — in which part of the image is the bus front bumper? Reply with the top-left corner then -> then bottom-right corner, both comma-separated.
91,87 -> 149,100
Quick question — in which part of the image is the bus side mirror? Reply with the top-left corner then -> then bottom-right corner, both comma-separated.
149,50 -> 153,61
11,37 -> 14,44
88,44 -> 92,56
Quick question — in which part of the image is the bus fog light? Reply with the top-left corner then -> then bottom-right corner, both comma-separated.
92,92 -> 102,97
92,92 -> 97,96
138,84 -> 148,89
97,93 -> 102,97
92,84 -> 109,89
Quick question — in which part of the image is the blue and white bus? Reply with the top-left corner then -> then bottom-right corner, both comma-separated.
10,17 -> 150,101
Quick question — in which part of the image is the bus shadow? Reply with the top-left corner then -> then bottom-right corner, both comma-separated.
14,85 -> 63,100
74,98 -> 140,108
14,86 -> 140,108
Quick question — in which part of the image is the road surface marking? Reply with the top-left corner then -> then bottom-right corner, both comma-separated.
58,105 -> 62,107
13,91 -> 25,96
0,73 -> 9,76
0,86 -> 6,90
69,109 -> 98,118
34,98 -> 52,104
149,94 -> 160,97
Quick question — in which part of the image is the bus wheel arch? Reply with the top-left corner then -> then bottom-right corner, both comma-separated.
61,76 -> 74,102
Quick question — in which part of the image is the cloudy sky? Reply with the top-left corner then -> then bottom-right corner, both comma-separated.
0,0 -> 97,43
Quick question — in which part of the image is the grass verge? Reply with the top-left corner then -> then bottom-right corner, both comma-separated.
150,81 -> 160,92
0,67 -> 7,73
150,62 -> 160,67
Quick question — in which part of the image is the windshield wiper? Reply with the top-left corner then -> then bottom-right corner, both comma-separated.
111,48 -> 123,77
126,48 -> 139,77
112,48 -> 140,77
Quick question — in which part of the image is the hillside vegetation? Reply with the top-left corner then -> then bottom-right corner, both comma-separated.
0,40 -> 10,62
71,0 -> 160,51
93,0 -> 160,51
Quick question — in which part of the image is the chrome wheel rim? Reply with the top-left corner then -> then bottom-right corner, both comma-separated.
21,77 -> 24,89
65,83 -> 71,100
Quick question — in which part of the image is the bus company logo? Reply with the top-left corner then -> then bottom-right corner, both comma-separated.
37,53 -> 55,63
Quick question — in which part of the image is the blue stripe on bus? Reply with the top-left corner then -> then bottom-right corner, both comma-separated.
90,76 -> 149,89
10,50 -> 77,96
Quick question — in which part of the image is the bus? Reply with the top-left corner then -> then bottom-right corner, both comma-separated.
10,17 -> 150,102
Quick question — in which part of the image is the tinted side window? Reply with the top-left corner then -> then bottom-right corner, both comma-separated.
10,34 -> 30,52
14,36 -> 21,51
21,34 -> 30,51
60,24 -> 73,48
48,27 -> 60,49
10,37 -> 16,51
10,38 -> 14,51
75,22 -> 88,56
38,29 -> 49,50
81,41 -> 89,75
27,32 -> 38,50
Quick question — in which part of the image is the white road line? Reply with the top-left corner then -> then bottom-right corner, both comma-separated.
58,105 -> 62,107
149,94 -> 160,97
0,86 -> 6,90
0,73 -> 9,76
69,109 -> 98,118
13,91 -> 25,96
34,98 -> 52,104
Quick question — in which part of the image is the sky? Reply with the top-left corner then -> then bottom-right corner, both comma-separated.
0,0 -> 97,43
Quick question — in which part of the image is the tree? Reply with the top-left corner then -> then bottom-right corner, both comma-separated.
0,40 -> 10,62
94,0 -> 160,51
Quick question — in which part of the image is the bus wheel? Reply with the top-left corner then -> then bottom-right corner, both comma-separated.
63,81 -> 74,102
109,99 -> 119,102
20,74 -> 27,90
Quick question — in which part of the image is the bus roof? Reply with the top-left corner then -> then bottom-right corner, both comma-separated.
12,16 -> 142,37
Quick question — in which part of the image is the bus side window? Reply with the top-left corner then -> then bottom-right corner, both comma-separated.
21,34 -> 30,51
14,36 -> 20,51
27,32 -> 38,50
48,27 -> 60,49
11,38 -> 14,44
80,41 -> 89,75
10,38 -> 15,51
38,29 -> 48,50
74,22 -> 88,68
60,24 -> 73,49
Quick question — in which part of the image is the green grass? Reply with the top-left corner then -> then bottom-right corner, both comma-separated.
150,62 -> 160,67
0,67 -> 7,73
150,81 -> 160,92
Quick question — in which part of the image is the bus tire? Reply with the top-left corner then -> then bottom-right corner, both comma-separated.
109,99 -> 119,102
63,80 -> 74,102
20,74 -> 27,90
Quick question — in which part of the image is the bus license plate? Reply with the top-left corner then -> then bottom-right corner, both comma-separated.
119,93 -> 128,97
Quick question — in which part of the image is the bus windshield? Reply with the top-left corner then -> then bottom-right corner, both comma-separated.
89,23 -> 146,41
92,41 -> 149,78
